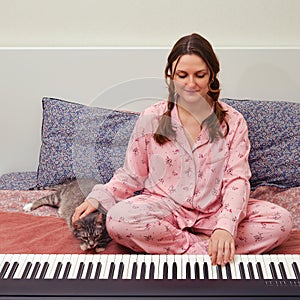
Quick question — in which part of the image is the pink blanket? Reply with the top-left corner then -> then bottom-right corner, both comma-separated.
0,210 -> 299,255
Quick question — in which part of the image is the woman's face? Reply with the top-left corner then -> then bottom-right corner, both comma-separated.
173,54 -> 211,106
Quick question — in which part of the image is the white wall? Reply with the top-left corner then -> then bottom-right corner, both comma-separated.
0,0 -> 299,47
0,0 -> 299,176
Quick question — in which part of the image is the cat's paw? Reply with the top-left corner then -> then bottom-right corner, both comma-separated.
80,243 -> 88,251
95,247 -> 106,253
23,203 -> 33,212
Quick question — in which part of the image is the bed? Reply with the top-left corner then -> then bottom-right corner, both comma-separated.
0,95 -> 299,255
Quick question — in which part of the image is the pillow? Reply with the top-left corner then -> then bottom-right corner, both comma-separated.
221,98 -> 300,189
37,97 -> 139,187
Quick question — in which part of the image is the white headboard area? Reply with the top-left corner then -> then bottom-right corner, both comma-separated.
0,47 -> 299,175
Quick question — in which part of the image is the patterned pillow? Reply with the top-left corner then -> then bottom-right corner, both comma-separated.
37,97 -> 139,187
222,98 -> 300,189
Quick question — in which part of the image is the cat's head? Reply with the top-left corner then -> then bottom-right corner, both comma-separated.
72,211 -> 108,252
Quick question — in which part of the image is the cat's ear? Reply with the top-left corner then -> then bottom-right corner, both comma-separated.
96,213 -> 104,226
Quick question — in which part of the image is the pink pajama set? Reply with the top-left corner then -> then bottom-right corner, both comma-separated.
87,100 -> 293,254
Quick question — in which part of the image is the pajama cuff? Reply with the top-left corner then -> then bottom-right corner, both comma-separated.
214,218 -> 237,238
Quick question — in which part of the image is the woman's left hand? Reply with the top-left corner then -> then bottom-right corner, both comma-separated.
208,229 -> 235,266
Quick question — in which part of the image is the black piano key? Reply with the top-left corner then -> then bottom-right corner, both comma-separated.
149,262 -> 155,279
239,262 -> 246,279
85,262 -> 93,280
216,265 -> 222,279
278,262 -> 288,280
172,262 -> 177,279
203,262 -> 209,279
247,262 -> 255,279
53,262 -> 62,279
63,262 -> 71,279
269,262 -> 278,279
108,262 -> 115,279
292,262 -> 300,279
117,262 -> 124,279
163,262 -> 168,279
94,262 -> 102,279
194,262 -> 200,279
0,262 -> 10,279
21,262 -> 32,279
7,262 -> 19,279
30,262 -> 41,279
225,263 -> 232,279
186,262 -> 191,279
140,262 -> 146,279
131,262 -> 138,279
76,262 -> 85,279
256,262 -> 264,279
39,262 -> 49,279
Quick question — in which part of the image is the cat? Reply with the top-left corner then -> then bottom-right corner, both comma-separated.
23,178 -> 111,252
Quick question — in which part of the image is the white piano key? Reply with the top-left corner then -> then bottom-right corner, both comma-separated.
158,254 -> 167,279
211,263 -> 219,279
232,255 -> 242,279
228,258 -> 237,279
174,254 -> 182,279
112,254 -> 123,279
196,255 -> 204,279
79,254 -> 94,279
67,254 -> 82,279
120,254 -> 131,279
2,254 -> 19,279
247,255 -> 260,279
292,254 -> 300,279
0,254 -> 6,269
26,254 -> 43,279
58,254 -> 71,279
151,255 -> 160,279
126,254 -> 138,279
253,254 -> 272,279
166,254 -> 174,279
135,254 -> 145,279
45,254 -> 64,279
203,255 -> 213,279
277,254 -> 294,279
143,255 -> 152,279
240,255 -> 250,279
13,254 -> 29,279
182,254 -> 191,279
220,263 -> 227,279
99,254 -> 112,279
264,254 -> 281,279
88,255 -> 101,279
284,254 -> 297,279
272,255 -> 284,279
188,255 -> 197,279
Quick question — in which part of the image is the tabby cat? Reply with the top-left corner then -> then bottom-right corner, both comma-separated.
23,178 -> 111,252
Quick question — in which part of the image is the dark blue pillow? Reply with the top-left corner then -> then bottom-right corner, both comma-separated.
37,97 -> 139,187
222,98 -> 300,189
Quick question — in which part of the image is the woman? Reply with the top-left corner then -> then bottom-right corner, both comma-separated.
72,33 -> 292,265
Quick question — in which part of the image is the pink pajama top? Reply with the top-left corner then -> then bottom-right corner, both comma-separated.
87,100 -> 251,238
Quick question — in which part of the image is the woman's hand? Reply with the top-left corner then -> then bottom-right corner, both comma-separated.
72,198 -> 99,224
208,229 -> 235,266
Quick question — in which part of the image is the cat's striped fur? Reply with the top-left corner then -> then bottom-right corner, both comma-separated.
24,178 -> 111,252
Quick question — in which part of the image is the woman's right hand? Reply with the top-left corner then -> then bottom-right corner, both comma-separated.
72,198 -> 99,224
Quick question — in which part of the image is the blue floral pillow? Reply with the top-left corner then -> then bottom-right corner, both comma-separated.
222,98 -> 300,189
37,97 -> 139,187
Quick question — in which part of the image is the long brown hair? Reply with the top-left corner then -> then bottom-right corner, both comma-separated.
154,33 -> 229,144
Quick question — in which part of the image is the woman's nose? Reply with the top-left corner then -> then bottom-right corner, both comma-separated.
186,76 -> 197,88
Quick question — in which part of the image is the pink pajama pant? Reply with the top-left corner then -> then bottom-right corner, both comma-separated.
106,196 -> 293,254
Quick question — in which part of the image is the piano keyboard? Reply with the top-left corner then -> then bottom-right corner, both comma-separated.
0,254 -> 299,299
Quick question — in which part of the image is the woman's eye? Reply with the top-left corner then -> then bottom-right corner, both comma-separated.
177,74 -> 186,79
